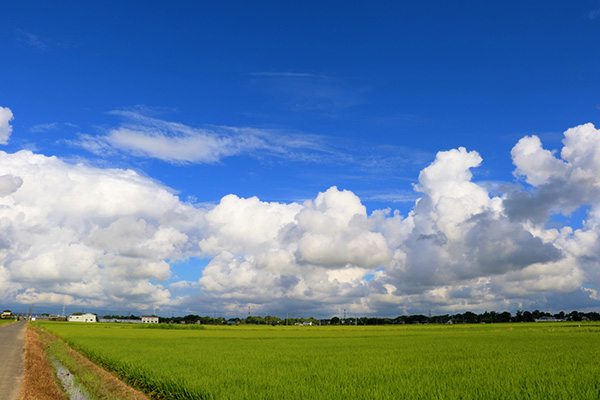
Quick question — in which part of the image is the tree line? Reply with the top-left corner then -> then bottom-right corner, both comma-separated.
107,309 -> 600,326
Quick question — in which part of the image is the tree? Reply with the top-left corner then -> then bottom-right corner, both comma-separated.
245,315 -> 265,324
569,311 -> 582,321
498,312 -> 512,323
463,311 -> 478,324
515,310 -> 524,322
182,314 -> 200,324
265,315 -> 281,325
585,312 -> 600,321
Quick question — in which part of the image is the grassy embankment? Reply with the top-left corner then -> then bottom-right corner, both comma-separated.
34,322 -> 600,400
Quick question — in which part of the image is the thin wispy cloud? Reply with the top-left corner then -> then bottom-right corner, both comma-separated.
249,72 -> 316,78
358,145 -> 432,172
359,190 -> 418,204
73,109 -> 431,178
249,72 -> 368,112
29,122 -> 58,133
15,29 -> 50,50
74,110 -> 337,165
14,28 -> 73,51
374,113 -> 423,128
589,2 -> 600,20
30,122 -> 79,134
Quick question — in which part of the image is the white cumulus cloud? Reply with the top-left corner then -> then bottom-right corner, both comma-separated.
0,149 -> 203,310
0,106 -> 14,144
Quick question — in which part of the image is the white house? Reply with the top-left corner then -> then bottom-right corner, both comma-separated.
68,313 -> 97,322
141,315 -> 159,324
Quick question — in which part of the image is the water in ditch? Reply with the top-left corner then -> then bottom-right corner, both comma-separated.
52,358 -> 92,400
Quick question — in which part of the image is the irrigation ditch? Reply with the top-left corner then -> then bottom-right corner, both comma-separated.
23,325 -> 150,400
52,357 -> 92,400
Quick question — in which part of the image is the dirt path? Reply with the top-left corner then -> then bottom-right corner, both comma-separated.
0,321 -> 25,400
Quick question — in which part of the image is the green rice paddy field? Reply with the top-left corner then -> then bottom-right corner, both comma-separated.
35,322 -> 600,400
0,319 -> 15,327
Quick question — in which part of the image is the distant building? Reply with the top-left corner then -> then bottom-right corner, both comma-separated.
535,316 -> 563,322
33,315 -> 67,322
141,315 -> 159,324
98,318 -> 143,323
1,310 -> 13,318
68,313 -> 97,323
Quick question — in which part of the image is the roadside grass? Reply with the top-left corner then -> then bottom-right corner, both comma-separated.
30,325 -> 150,400
34,322 -> 600,400
0,319 -> 17,327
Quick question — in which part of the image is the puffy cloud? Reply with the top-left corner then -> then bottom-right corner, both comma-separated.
506,123 -> 600,222
199,195 -> 301,256
295,230 -> 389,268
291,188 -> 390,268
561,123 -> 600,177
0,106 -> 14,144
2,147 -> 393,313
364,138 -> 595,314
372,150 -> 508,299
511,135 -> 567,186
0,266 -> 20,301
197,187 -> 392,311
413,147 -> 494,239
0,149 -> 202,309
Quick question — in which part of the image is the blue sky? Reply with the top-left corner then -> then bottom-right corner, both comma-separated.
1,1 -> 600,317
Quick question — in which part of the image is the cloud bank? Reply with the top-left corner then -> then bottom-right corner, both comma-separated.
2,118 -> 600,315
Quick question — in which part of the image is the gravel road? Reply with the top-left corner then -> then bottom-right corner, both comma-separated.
0,321 -> 25,400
